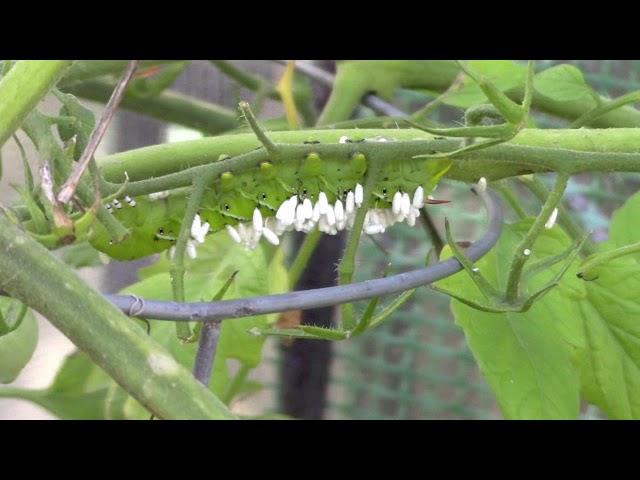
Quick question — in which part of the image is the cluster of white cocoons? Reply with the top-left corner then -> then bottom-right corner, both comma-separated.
105,195 -> 137,211
224,208 -> 281,250
167,214 -> 211,260
225,183 -> 429,250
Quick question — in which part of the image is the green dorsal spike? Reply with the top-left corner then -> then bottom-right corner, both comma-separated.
350,152 -> 367,177
220,171 -> 235,191
302,152 -> 323,177
260,161 -> 274,178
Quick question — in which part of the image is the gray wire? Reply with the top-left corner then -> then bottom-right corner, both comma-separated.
192,321 -> 220,386
105,189 -> 502,323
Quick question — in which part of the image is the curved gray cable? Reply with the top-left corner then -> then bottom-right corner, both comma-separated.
105,189 -> 503,322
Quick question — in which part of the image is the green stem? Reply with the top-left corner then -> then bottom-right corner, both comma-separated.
288,229 -> 322,288
238,101 -> 279,156
510,83 -> 640,128
336,157 -> 380,330
319,116 -> 435,129
578,241 -> 640,279
444,218 -> 501,299
58,60 -> 178,87
317,72 -> 370,125
318,61 -> 461,125
494,182 -> 528,220
519,175 -> 597,256
410,73 -> 465,122
570,90 -> 640,128
0,386 -> 43,402
63,79 -> 239,135
210,60 -> 278,99
420,208 -> 445,255
0,214 -> 234,419
0,60 -> 72,148
170,174 -> 213,341
221,364 -> 251,405
99,129 -> 437,182
211,60 -> 317,127
505,173 -> 569,301
337,163 -> 379,285
95,129 -> 640,200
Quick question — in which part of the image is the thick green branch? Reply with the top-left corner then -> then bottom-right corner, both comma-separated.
58,60 -> 178,87
0,60 -> 72,148
0,214 -> 234,419
96,129 -> 640,199
63,79 -> 239,135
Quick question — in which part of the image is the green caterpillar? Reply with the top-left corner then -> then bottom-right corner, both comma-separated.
90,131 -> 453,261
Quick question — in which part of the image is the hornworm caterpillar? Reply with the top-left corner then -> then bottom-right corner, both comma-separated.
90,131 -> 454,260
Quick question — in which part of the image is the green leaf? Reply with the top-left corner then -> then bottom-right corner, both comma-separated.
55,91 -> 95,160
12,134 -> 34,194
39,351 -> 124,419
0,298 -> 38,383
435,220 -> 584,419
574,190 -> 640,418
533,64 -> 594,103
14,185 -> 48,235
58,241 -> 104,268
4,349 -> 146,420
576,260 -> 640,418
257,325 -> 350,341
266,246 -> 289,326
606,189 -> 640,259
50,350 -> 112,393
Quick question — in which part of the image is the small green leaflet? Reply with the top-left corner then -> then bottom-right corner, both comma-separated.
0,298 -> 38,384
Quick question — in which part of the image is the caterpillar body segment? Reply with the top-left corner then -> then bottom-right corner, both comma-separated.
90,194 -> 186,260
90,133 -> 453,260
